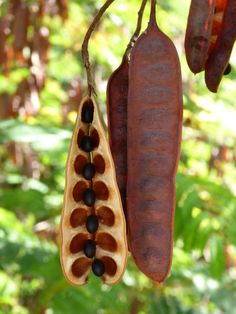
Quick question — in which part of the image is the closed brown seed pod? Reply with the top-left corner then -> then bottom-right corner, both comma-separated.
60,96 -> 127,285
185,0 -> 216,73
205,0 -> 236,92
185,0 -> 228,74
107,56 -> 129,215
107,0 -> 148,215
127,0 -> 183,283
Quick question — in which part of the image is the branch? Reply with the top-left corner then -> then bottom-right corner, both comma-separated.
126,0 -> 148,54
81,0 -> 115,97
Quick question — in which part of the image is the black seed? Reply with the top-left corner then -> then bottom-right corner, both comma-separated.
92,259 -> 105,277
224,64 -> 232,76
83,163 -> 96,180
80,136 -> 94,152
86,214 -> 99,233
82,105 -> 94,123
84,240 -> 96,258
83,188 -> 96,206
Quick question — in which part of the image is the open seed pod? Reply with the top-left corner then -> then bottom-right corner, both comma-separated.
60,96 -> 128,285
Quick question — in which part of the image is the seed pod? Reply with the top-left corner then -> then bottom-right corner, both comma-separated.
185,0 -> 215,73
185,0 -> 227,73
127,1 -> 183,283
205,0 -> 236,92
107,56 -> 129,213
107,0 -> 148,215
208,0 -> 227,53
60,96 -> 127,285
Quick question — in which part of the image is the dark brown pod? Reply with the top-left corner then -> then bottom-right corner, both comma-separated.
205,0 -> 236,92
185,0 -> 227,74
106,0 -> 148,215
127,0 -> 183,283
107,56 -> 129,213
185,0 -> 215,73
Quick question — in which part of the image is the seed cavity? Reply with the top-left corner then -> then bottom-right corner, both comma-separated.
93,181 -> 109,200
96,232 -> 117,252
90,128 -> 100,148
74,155 -> 88,175
97,206 -> 115,226
70,208 -> 88,228
70,233 -> 89,254
93,154 -> 106,174
101,256 -> 117,276
71,257 -> 91,277
73,181 -> 88,202
77,129 -> 86,148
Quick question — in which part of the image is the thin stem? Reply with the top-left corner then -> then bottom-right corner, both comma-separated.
125,0 -> 148,53
150,0 -> 157,27
81,0 -> 115,97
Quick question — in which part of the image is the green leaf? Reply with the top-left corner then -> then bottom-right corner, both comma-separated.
209,236 -> 225,279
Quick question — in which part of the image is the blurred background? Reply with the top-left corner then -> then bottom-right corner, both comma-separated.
0,0 -> 236,313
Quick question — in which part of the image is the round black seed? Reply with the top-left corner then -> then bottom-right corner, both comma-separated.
82,105 -> 94,123
83,240 -> 96,258
83,163 -> 96,180
224,64 -> 232,76
92,259 -> 105,277
83,188 -> 96,206
86,214 -> 99,234
80,136 -> 94,152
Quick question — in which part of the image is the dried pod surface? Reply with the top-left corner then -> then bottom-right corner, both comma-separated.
60,96 -> 127,285
106,0 -> 148,216
107,56 -> 129,214
205,0 -> 236,92
127,2 -> 183,283
185,0 -> 216,73
208,0 -> 228,52
185,0 -> 227,73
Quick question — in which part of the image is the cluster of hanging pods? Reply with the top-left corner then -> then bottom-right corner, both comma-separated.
60,0 -> 235,285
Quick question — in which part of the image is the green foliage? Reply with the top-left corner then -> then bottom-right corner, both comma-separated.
0,0 -> 236,313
